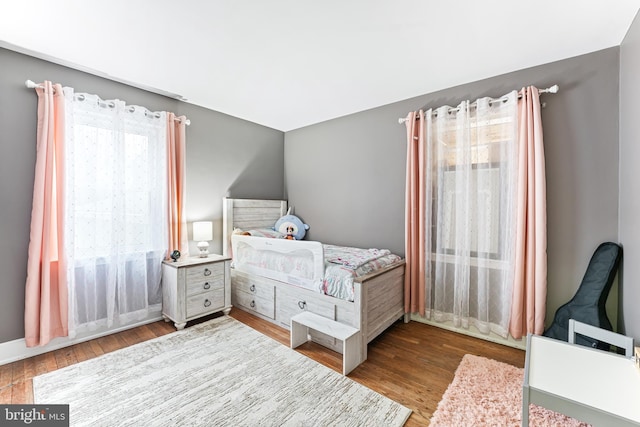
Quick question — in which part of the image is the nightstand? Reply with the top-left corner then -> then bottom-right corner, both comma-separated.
161,254 -> 231,330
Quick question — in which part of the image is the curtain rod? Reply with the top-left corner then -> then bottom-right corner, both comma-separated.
397,84 -> 559,124
24,80 -> 191,126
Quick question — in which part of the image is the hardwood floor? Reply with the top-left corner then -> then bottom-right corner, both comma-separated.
0,309 -> 525,426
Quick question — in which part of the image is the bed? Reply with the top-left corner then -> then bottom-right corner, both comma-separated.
222,198 -> 406,365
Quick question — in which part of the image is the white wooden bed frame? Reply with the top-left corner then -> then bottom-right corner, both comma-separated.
222,198 -> 406,365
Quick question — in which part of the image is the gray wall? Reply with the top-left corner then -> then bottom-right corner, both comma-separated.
620,13 -> 640,341
285,48 -> 621,331
0,47 -> 284,344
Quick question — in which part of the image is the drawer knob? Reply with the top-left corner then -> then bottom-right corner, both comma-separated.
298,300 -> 306,310
203,282 -> 211,290
204,299 -> 212,307
203,268 -> 211,276
249,284 -> 256,292
250,300 -> 256,308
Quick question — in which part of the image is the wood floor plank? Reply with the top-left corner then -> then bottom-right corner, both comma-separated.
0,362 -> 13,389
52,347 -> 78,370
88,338 -> 106,358
0,384 -> 12,403
10,379 -> 30,404
149,320 -> 176,337
20,357 -> 37,382
0,308 -> 525,426
33,353 -> 56,377
135,324 -> 159,341
11,360 -> 25,384
111,333 -> 131,352
73,341 -> 97,363
118,328 -> 142,348
95,333 -> 121,355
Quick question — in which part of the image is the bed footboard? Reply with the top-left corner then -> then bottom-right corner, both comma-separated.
355,260 -> 406,360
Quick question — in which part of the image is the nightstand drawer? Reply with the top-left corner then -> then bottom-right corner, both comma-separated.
185,274 -> 224,297
186,288 -> 225,318
186,262 -> 224,284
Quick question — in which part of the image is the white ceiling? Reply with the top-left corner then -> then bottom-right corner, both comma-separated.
1,1 -> 639,131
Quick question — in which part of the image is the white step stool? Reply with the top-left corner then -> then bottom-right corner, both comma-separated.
290,311 -> 362,375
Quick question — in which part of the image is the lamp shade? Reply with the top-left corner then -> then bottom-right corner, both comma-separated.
193,221 -> 213,241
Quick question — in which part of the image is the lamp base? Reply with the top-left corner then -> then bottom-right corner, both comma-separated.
197,241 -> 209,258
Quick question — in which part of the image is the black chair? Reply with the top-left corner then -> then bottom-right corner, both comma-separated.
543,242 -> 622,349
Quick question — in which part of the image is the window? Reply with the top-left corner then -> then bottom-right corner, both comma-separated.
440,164 -> 501,257
432,111 -> 516,266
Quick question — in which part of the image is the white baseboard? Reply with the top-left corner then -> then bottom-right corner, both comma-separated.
410,314 -> 527,350
0,313 -> 165,366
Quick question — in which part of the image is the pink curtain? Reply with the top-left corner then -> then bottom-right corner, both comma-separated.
509,86 -> 548,339
167,113 -> 189,257
24,81 -> 69,347
404,110 -> 426,315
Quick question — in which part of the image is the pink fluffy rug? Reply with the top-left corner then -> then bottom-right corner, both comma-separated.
430,354 -> 590,426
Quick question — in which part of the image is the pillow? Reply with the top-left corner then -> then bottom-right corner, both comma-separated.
274,214 -> 309,240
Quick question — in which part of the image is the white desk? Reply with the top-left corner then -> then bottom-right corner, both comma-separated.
522,334 -> 640,426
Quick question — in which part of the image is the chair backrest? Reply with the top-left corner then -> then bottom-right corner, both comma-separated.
568,319 -> 634,357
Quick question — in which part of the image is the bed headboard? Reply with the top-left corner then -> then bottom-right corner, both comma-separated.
222,198 -> 288,257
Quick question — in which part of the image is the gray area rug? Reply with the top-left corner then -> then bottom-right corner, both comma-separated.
34,316 -> 411,426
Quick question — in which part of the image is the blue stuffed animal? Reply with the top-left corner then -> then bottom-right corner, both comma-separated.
274,208 -> 309,240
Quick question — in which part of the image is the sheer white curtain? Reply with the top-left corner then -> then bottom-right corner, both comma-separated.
63,88 -> 168,335
425,92 -> 518,338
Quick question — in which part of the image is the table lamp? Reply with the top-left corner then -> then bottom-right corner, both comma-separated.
193,221 -> 213,257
